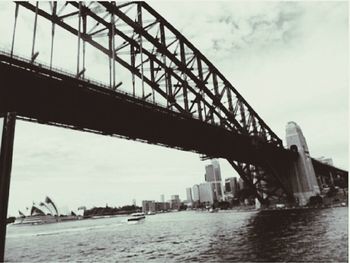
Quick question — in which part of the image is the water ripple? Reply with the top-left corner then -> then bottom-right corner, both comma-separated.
5,208 -> 348,262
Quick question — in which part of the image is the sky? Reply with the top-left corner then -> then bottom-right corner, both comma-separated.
0,1 -> 348,216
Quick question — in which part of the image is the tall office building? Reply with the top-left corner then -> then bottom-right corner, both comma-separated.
204,159 -> 224,201
186,188 -> 193,203
155,202 -> 170,211
212,159 -> 222,180
171,195 -> 179,200
142,200 -> 155,213
205,160 -> 222,181
155,194 -> 168,212
170,195 -> 181,210
192,184 -> 200,202
199,182 -> 214,204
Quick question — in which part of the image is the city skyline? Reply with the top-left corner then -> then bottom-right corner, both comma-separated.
0,1 -> 347,216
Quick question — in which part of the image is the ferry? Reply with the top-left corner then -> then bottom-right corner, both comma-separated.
147,211 -> 156,215
127,212 -> 146,222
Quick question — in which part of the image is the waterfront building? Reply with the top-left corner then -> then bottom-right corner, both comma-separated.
212,182 -> 224,201
199,182 -> 214,204
171,195 -> 179,200
212,159 -> 222,179
164,202 -> 171,211
155,202 -> 170,212
160,194 -> 165,203
186,188 -> 193,203
142,200 -> 156,213
170,195 -> 181,210
192,184 -> 200,207
192,185 -> 200,201
154,202 -> 162,211
205,160 -> 222,181
204,159 -> 224,201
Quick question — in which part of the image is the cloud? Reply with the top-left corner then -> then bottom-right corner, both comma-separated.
207,2 -> 303,53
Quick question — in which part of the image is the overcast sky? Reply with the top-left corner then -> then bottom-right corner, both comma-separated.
0,1 -> 348,216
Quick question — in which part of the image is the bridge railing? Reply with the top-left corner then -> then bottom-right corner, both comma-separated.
0,49 -> 160,104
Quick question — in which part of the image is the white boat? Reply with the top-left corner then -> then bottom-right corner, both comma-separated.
127,212 -> 145,222
276,204 -> 286,209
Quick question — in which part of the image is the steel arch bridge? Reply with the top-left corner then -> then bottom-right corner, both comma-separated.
1,1 -> 297,205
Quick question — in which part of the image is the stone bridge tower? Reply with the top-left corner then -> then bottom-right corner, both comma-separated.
286,122 -> 320,206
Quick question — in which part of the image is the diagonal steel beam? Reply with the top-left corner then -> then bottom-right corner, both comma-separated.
139,2 -> 282,145
227,159 -> 267,205
69,2 -> 233,129
17,1 -> 187,115
99,2 -> 245,134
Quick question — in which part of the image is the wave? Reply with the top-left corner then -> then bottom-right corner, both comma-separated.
7,222 -> 125,238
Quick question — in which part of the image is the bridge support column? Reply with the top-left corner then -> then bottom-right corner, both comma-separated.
286,122 -> 320,206
0,112 -> 16,262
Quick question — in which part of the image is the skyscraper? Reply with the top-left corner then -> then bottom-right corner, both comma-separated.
170,195 -> 181,210
160,194 -> 165,203
204,159 -> 224,201
212,159 -> 222,181
186,188 -> 193,203
142,200 -> 155,213
192,184 -> 200,202
205,160 -> 222,181
199,182 -> 214,204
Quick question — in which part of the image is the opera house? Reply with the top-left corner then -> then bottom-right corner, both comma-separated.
14,196 -> 82,224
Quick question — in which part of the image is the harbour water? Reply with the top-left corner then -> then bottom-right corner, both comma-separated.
5,207 -> 348,262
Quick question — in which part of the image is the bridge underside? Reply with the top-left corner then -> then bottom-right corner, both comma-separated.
0,55 -> 294,169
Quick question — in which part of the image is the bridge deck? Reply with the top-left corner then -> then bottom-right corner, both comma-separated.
0,53 -> 294,165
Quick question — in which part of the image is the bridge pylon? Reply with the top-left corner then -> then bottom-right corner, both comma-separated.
286,122 -> 321,206
0,112 -> 16,262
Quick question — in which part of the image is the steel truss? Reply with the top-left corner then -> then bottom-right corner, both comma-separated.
15,1 -> 292,204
